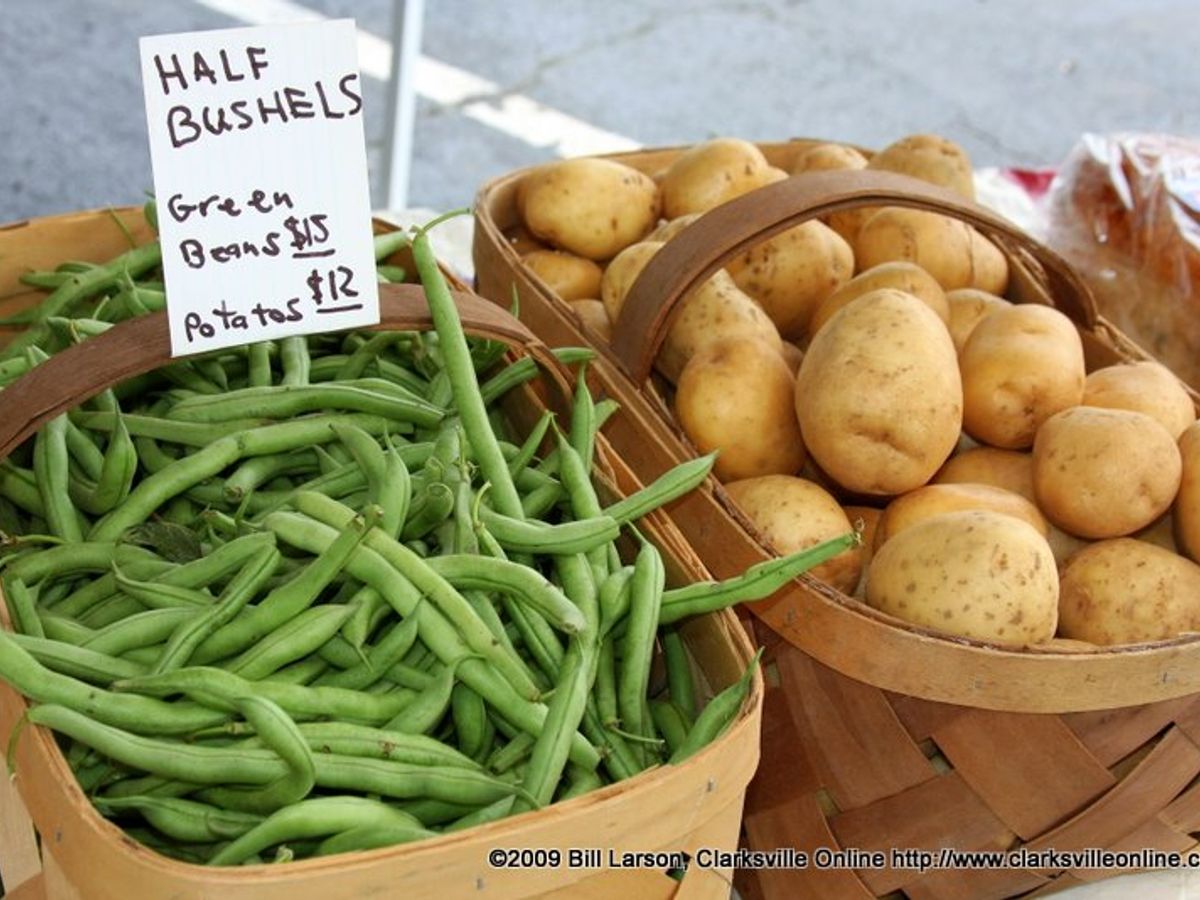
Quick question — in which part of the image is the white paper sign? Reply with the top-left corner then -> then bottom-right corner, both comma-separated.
139,20 -> 379,356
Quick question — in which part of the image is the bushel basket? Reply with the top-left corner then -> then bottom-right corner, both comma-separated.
474,149 -> 1200,898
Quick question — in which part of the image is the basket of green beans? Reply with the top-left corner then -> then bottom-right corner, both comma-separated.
0,207 -> 851,899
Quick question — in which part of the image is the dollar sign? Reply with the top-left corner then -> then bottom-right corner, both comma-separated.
306,268 -> 324,304
284,216 -> 309,251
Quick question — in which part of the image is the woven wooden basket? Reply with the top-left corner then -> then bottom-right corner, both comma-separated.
0,209 -> 762,900
474,151 -> 1200,897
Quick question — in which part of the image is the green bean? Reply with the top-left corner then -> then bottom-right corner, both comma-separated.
38,613 -> 95,644
277,336 -> 310,387
3,575 -> 42,638
519,483 -> 564,520
208,796 -> 432,866
260,510 -> 599,768
66,410 -> 137,516
412,224 -> 522,519
669,649 -> 761,764
247,341 -> 273,388
602,452 -> 718,525
224,603 -> 359,681
112,563 -> 213,609
152,541 -> 282,674
0,461 -> 46,518
399,482 -> 454,541
336,333 -> 400,381
34,414 -> 85,542
224,450 -> 319,501
444,796 -> 516,833
315,612 -> 420,690
64,419 -> 105,480
375,264 -> 407,283
598,565 -> 634,637
90,416 -> 397,541
266,657 -> 329,686
507,411 -> 553,480
558,765 -> 603,802
9,632 -> 145,683
115,666 -> 413,726
0,239 -> 162,361
486,732 -> 535,775
82,607 -> 199,657
72,411 -> 271,447
425,554 -> 586,636
618,539 -> 665,759
0,633 -> 225,733
594,636 -> 617,728
95,796 -> 262,843
313,821 -> 434,857
190,513 -> 369,665
333,424 -> 408,539
649,700 -> 691,756
661,627 -> 696,720
477,348 -> 595,406
451,683 -> 493,763
235,721 -> 478,770
166,383 -> 442,429
657,532 -> 860,624
373,231 -> 409,261
475,506 -> 620,557
292,493 -> 541,702
201,696 -> 315,814
384,658 -> 463,734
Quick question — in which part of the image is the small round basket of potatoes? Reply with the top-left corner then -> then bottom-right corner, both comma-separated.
473,136 -> 1200,898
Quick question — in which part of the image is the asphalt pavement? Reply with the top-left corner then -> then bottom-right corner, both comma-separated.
2,0 -> 1197,222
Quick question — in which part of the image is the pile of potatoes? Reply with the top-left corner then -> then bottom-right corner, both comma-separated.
508,133 -> 1200,651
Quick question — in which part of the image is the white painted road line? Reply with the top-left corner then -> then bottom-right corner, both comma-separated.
190,0 -> 641,156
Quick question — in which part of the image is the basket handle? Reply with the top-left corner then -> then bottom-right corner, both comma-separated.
0,282 -> 567,461
610,169 -> 1099,384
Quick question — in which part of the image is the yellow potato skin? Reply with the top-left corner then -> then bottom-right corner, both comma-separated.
810,262 -> 948,338
646,214 -> 700,243
792,143 -> 869,174
567,299 -> 611,342
868,133 -> 976,200
1173,422 -> 1200,562
727,220 -> 854,339
657,270 -> 781,384
599,241 -> 664,324
1082,361 -> 1195,440
521,250 -> 603,302
795,289 -> 962,496
521,158 -> 660,261
1058,539 -> 1200,645
866,509 -> 1058,646
944,288 -> 1011,354
852,208 -> 976,290
660,138 -> 774,218
875,482 -> 1048,552
933,447 -> 1036,503
960,305 -> 1085,449
725,475 -> 861,594
675,337 -> 806,482
1033,406 -> 1182,539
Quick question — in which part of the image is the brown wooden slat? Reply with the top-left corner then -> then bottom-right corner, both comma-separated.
829,772 -> 1014,895
745,685 -> 822,815
932,710 -> 1116,839
902,864 -> 1049,900
887,693 -> 971,743
742,795 -> 875,900
1068,816 -> 1197,883
1171,697 -> 1200,748
1063,695 -> 1200,767
1159,780 -> 1200,832
776,650 -> 934,810
1025,728 -> 1200,857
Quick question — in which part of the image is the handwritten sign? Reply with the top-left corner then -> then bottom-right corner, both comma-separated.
139,20 -> 379,356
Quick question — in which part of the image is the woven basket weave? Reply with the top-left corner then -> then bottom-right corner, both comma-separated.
474,151 -> 1200,898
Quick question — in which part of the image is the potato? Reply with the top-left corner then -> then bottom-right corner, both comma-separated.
725,475 -> 861,593
1058,539 -> 1200,644
646,214 -> 701,243
1173,422 -> 1200,562
969,229 -> 1009,295
868,133 -> 975,200
1081,361 -> 1195,440
675,337 -> 806,481
843,504 -> 883,597
945,288 -> 1011,354
810,262 -> 947,337
933,447 -> 1035,502
1033,406 -> 1182,538
795,289 -> 962,495
866,509 -> 1058,646
568,299 -> 611,342
520,158 -> 660,260
660,138 -> 774,218
502,224 -> 546,255
827,206 -> 877,247
1136,513 -> 1178,554
658,270 -> 781,384
853,208 -> 976,290
778,341 -> 804,375
600,241 -> 664,323
793,143 -> 869,174
726,220 -> 854,338
521,250 -> 603,302
875,482 -> 1048,552
960,305 -> 1085,449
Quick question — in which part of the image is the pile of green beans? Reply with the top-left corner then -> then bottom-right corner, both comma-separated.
0,206 -> 855,866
